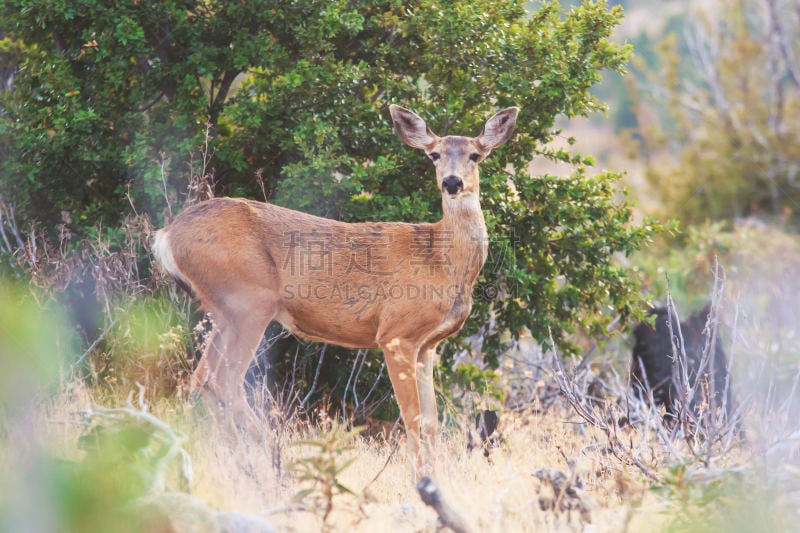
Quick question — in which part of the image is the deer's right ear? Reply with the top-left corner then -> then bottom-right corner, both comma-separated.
390,105 -> 436,150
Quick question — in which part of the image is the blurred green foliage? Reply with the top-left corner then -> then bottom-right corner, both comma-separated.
653,461 -> 797,533
2,405 -> 194,533
0,282 -> 65,410
0,280 -> 191,532
632,0 -> 800,229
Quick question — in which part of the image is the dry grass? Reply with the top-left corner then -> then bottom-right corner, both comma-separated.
17,376 -> 677,533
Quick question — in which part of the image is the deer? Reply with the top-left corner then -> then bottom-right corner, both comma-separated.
151,104 -> 519,479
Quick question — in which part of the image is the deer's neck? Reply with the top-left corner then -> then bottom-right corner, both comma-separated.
439,193 -> 489,280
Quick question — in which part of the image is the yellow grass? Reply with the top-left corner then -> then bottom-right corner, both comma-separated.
14,379 -> 675,533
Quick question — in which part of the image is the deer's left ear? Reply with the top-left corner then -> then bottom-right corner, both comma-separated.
478,107 -> 520,150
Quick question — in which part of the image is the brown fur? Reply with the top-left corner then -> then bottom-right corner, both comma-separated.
152,104 -> 519,480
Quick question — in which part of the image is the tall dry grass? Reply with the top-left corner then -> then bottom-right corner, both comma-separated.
17,376 -> 669,533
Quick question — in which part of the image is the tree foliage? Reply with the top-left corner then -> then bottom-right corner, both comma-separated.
0,0 -> 659,366
634,0 -> 800,229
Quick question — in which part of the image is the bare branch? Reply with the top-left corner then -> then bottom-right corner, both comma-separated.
300,344 -> 327,408
764,0 -> 800,89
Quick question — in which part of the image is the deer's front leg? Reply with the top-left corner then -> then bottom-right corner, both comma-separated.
417,345 -> 438,475
379,336 -> 425,480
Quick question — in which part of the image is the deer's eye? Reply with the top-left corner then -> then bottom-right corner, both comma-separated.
469,153 -> 481,162
429,152 -> 440,161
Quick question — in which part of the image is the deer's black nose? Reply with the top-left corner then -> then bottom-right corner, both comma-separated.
442,176 -> 463,195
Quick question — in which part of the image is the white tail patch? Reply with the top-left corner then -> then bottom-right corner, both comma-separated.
152,229 -> 190,289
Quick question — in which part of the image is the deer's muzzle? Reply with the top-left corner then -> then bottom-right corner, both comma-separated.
442,176 -> 464,195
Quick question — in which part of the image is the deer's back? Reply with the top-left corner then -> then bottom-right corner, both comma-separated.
161,197 -> 481,347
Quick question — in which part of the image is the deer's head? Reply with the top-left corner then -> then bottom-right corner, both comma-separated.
390,105 -> 519,204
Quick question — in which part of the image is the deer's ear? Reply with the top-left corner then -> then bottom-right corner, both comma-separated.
390,105 -> 436,150
478,107 -> 519,150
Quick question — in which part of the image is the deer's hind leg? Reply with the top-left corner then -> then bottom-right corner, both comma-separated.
193,293 -> 276,439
